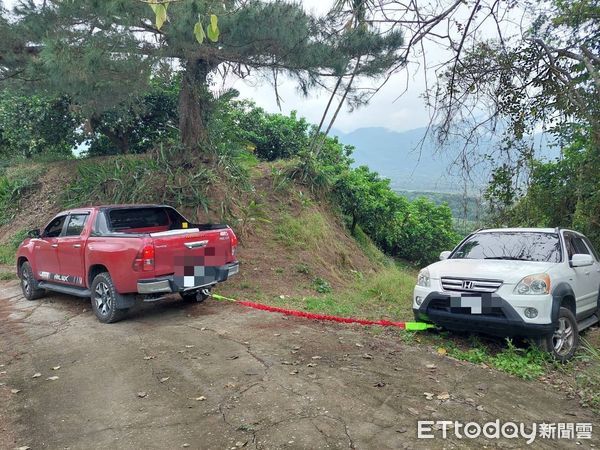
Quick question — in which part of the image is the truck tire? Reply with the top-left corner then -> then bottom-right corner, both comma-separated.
20,261 -> 45,301
534,307 -> 579,363
90,272 -> 129,323
180,288 -> 210,303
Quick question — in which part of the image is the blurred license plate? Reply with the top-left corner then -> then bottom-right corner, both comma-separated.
452,296 -> 482,314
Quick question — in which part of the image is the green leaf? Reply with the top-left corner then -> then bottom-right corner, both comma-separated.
154,4 -> 167,30
206,15 -> 219,42
193,22 -> 205,44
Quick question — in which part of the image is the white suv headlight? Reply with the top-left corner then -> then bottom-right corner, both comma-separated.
417,268 -> 431,287
514,273 -> 551,295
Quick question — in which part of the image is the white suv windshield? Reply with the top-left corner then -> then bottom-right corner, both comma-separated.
452,232 -> 562,263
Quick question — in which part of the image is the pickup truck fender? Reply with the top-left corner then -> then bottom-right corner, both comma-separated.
551,282 -> 576,324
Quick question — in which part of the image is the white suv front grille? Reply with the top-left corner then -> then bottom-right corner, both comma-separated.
441,277 -> 503,293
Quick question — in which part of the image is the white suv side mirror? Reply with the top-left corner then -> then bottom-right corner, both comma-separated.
439,251 -> 452,261
571,253 -> 594,267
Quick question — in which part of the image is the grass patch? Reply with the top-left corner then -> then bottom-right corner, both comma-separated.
270,264 -> 417,321
62,152 -> 216,210
0,229 -> 29,265
0,271 -> 17,281
576,339 -> 600,413
274,211 -> 329,250
0,167 -> 43,225
352,225 -> 392,266
443,337 -> 549,380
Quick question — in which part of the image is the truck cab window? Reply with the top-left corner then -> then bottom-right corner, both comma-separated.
65,214 -> 89,237
43,216 -> 66,238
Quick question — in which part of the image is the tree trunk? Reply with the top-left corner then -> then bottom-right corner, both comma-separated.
179,58 -> 213,153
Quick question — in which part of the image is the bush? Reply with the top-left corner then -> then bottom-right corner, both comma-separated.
0,168 -> 43,225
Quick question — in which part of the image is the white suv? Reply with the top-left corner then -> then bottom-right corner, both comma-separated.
413,228 -> 600,361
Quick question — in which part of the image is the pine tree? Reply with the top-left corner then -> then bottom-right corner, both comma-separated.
0,0 -> 404,154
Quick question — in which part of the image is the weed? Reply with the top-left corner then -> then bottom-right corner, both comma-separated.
576,339 -> 600,413
492,340 -> 548,380
304,296 -> 353,316
312,277 -> 332,294
0,229 -> 29,265
0,167 -> 43,225
295,263 -> 311,275
0,271 -> 16,281
234,200 -> 272,238
274,211 -> 328,250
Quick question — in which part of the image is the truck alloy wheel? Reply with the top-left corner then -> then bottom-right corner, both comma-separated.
94,282 -> 113,316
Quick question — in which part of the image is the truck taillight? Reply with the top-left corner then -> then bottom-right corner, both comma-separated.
133,244 -> 155,272
229,229 -> 238,256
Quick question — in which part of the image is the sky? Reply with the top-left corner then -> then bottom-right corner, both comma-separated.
228,0 -> 436,133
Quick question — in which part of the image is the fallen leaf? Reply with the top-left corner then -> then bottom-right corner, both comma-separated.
423,392 -> 434,400
437,347 -> 447,356
32,373 -> 41,378
52,366 -> 60,371
185,345 -> 195,349
362,353 -> 373,360
235,441 -> 247,448
17,446 -> 30,450
374,381 -> 386,388
292,345 -> 301,350
200,327 -> 206,331
396,427 -> 408,433
143,355 -> 155,360
407,407 -> 420,415
177,350 -> 185,354
426,364 -> 437,369
10,388 -> 21,394
311,356 -> 322,360
355,343 -> 364,348
182,444 -> 190,448
195,396 -> 206,401
160,377 -> 170,383
0,370 -> 6,375
281,361 -> 293,365
137,392 -> 147,398
289,370 -> 299,375
46,376 -> 59,381
437,392 -> 450,401
227,355 -> 239,360
307,363 -> 317,368
476,405 -> 484,411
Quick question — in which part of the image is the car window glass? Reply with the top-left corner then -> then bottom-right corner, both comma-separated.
43,216 -> 66,238
451,232 -> 562,263
564,234 -> 575,259
64,214 -> 88,237
573,237 -> 590,255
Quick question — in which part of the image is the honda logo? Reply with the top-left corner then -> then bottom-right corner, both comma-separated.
462,280 -> 474,290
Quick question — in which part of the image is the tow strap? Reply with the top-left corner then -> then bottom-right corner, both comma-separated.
211,293 -> 435,331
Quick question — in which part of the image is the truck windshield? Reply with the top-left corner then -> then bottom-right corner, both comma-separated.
451,232 -> 562,263
107,207 -> 187,232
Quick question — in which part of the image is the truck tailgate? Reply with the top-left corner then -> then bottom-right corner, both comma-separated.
151,228 -> 233,278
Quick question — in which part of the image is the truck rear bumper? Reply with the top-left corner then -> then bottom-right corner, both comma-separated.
137,262 -> 239,295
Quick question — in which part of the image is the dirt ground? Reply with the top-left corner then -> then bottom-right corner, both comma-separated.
0,280 -> 598,450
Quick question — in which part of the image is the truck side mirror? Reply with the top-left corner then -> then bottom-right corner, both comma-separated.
27,228 -> 41,238
439,251 -> 451,260
571,253 -> 594,267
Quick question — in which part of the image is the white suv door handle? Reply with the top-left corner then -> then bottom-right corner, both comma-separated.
51,243 -> 58,248
73,244 -> 81,249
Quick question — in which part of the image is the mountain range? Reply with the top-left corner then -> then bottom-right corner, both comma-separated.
332,126 -> 559,193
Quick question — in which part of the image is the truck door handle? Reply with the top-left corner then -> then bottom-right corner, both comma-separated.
51,244 -> 58,248
185,240 -> 208,249
73,244 -> 81,249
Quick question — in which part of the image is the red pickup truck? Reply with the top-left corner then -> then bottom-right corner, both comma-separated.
16,205 -> 239,323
